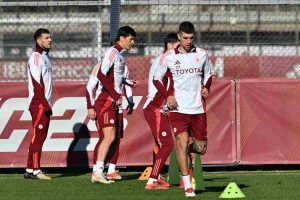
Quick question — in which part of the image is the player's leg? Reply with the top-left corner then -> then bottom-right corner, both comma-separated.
25,105 -> 51,180
190,113 -> 207,155
169,112 -> 195,197
92,121 -> 103,175
25,106 -> 39,179
149,112 -> 173,187
106,112 -> 122,180
143,110 -> 173,190
92,104 -> 117,184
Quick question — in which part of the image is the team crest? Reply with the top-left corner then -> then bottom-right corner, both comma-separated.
38,124 -> 43,129
161,131 -> 167,137
110,119 -> 114,124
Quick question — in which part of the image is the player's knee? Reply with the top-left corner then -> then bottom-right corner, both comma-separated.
103,133 -> 115,144
176,140 -> 188,151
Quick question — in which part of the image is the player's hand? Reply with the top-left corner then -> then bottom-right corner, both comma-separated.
126,104 -> 134,115
88,108 -> 96,120
45,109 -> 53,117
116,97 -> 123,107
126,79 -> 138,88
167,96 -> 178,110
201,87 -> 209,99
212,72 -> 218,78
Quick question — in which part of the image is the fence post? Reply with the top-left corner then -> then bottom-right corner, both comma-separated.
110,0 -> 121,42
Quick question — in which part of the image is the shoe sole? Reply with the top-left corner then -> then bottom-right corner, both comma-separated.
185,194 -> 196,197
145,186 -> 169,190
91,179 -> 113,184
107,177 -> 122,180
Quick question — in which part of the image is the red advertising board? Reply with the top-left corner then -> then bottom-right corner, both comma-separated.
0,79 -> 236,167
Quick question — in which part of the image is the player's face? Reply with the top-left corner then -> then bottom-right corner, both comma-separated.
120,35 -> 135,50
167,41 -> 180,51
37,33 -> 52,49
178,32 -> 194,52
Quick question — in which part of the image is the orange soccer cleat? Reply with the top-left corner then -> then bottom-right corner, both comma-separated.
145,181 -> 169,190
106,172 -> 122,180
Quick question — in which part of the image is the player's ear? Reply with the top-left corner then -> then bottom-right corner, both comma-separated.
119,35 -> 125,42
177,33 -> 181,41
36,37 -> 42,46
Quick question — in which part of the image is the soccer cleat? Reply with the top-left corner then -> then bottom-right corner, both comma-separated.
106,172 -> 122,180
24,172 -> 36,179
158,177 -> 170,187
185,188 -> 196,197
145,181 -> 169,190
35,171 -> 51,180
91,173 -> 111,184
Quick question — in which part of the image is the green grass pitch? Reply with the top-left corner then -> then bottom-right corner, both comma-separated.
0,171 -> 299,200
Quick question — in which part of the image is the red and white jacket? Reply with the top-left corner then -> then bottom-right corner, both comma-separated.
86,43 -> 129,109
27,45 -> 52,111
153,45 -> 212,114
143,53 -> 174,111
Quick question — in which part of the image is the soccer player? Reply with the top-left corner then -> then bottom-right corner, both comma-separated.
90,65 -> 135,181
24,28 -> 53,180
153,22 -> 212,197
143,33 -> 179,190
86,26 -> 136,184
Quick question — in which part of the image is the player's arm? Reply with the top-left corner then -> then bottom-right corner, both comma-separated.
123,66 -> 134,115
201,53 -> 213,99
153,57 -> 178,109
153,58 -> 169,99
124,85 -> 134,115
28,54 -> 52,113
96,49 -> 121,102
86,64 -> 100,120
122,66 -> 137,88
165,69 -> 174,96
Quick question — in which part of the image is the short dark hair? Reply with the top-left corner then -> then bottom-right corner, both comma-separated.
178,21 -> 195,34
116,26 -> 136,41
164,33 -> 178,50
34,28 -> 50,42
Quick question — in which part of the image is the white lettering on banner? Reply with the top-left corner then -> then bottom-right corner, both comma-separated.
0,96 -> 142,152
0,98 -> 28,152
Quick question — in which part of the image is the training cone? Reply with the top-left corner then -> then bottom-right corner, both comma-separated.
219,182 -> 246,198
138,166 -> 152,180
193,154 -> 205,191
168,149 -> 181,185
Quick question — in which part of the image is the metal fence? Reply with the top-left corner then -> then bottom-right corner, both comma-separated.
1,0 -> 300,81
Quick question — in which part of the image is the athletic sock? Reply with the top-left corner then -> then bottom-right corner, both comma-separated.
147,178 -> 158,185
96,161 -> 104,174
107,163 -> 116,174
182,175 -> 192,190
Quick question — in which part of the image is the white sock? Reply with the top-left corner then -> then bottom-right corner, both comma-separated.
107,163 -> 116,174
182,175 -> 192,190
92,165 -> 96,173
33,169 -> 41,175
26,168 -> 33,173
96,161 -> 104,174
147,178 -> 157,185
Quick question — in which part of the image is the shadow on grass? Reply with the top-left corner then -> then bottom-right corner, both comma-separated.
55,123 -> 91,178
120,173 -> 141,181
204,177 -> 228,181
